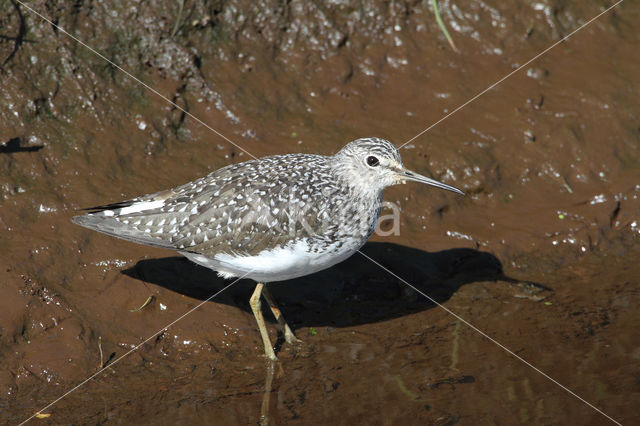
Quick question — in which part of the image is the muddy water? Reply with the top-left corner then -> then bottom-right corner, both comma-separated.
1,1 -> 639,424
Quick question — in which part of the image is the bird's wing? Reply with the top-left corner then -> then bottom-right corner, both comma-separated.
173,155 -> 337,257
72,155 -> 338,256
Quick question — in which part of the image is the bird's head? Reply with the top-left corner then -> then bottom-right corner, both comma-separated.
332,137 -> 464,197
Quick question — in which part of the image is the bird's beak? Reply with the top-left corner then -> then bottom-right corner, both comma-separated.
397,168 -> 464,195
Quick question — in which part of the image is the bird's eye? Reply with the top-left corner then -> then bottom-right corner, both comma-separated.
366,156 -> 380,167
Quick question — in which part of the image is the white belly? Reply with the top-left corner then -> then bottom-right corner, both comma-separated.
181,238 -> 361,283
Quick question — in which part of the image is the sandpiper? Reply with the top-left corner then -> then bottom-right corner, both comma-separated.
72,137 -> 463,360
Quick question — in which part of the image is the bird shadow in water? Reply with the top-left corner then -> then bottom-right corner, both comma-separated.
121,242 -> 548,329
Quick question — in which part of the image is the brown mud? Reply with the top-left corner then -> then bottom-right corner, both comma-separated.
1,1 -> 639,424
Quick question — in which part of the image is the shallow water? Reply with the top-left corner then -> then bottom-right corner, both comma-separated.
1,1 -> 639,424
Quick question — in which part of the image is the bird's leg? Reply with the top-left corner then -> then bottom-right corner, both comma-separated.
262,285 -> 302,344
250,283 -> 278,361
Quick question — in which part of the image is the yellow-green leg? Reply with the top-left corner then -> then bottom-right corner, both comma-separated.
250,283 -> 278,361
262,286 -> 302,344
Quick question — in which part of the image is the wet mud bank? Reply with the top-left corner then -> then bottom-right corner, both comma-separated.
1,1 -> 639,424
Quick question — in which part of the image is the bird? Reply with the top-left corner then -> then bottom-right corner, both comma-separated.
72,137 -> 463,360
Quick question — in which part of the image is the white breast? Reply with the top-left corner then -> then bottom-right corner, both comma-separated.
181,238 -> 361,283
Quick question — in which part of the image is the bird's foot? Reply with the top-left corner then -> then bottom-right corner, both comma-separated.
284,327 -> 303,345
265,352 -> 279,362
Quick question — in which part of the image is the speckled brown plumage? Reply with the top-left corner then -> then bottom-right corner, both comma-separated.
72,137 -> 463,360
72,137 -> 462,283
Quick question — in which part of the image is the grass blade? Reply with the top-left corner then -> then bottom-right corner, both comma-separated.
431,0 -> 459,52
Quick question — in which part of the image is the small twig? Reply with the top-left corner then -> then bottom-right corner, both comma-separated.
98,336 -> 103,369
431,0 -> 459,53
561,176 -> 574,194
129,295 -> 154,312
171,0 -> 185,38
